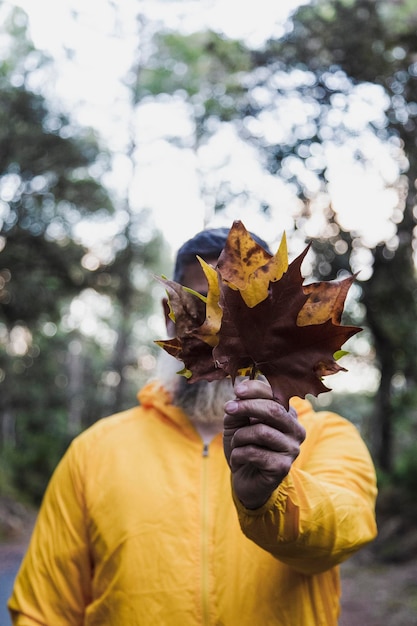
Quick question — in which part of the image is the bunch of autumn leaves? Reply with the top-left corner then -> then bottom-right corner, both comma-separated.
156,221 -> 360,409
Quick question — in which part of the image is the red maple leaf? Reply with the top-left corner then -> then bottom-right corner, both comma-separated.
213,246 -> 360,408
155,221 -> 361,408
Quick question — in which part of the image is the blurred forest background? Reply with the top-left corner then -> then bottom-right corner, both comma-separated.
1,0 -> 417,566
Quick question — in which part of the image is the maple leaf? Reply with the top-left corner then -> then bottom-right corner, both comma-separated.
154,274 -> 225,381
213,246 -> 360,407
193,257 -> 222,347
298,274 -> 357,326
216,220 -> 288,307
155,220 -> 361,409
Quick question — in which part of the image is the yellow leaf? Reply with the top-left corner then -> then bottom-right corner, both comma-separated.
241,233 -> 288,307
193,257 -> 222,347
217,221 -> 288,308
217,221 -> 271,290
297,275 -> 355,326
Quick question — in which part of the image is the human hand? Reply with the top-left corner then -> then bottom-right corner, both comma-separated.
223,379 -> 306,510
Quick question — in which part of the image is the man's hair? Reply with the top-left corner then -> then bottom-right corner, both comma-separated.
173,226 -> 271,283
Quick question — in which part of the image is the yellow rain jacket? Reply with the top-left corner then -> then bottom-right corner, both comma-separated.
9,382 -> 377,625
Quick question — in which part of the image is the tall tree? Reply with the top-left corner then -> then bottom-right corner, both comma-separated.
134,26 -> 258,217
0,3 -> 166,501
126,2 -> 417,474
233,0 -> 417,473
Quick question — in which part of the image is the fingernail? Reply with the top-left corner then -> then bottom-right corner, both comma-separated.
234,382 -> 247,395
225,400 -> 238,413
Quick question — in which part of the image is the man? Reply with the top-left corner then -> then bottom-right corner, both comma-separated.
9,227 -> 378,625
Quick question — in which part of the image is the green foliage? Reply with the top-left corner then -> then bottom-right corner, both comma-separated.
393,443 -> 417,494
0,3 -> 167,504
267,0 -> 391,81
139,30 -> 251,97
4,420 -> 70,505
137,30 -> 252,131
1,230 -> 84,324
0,329 -> 70,502
241,0 -> 417,473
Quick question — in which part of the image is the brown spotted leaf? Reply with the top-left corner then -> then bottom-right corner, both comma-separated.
298,274 -> 357,326
217,221 -> 288,307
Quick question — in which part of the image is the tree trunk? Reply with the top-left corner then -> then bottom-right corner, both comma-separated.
372,349 -> 394,473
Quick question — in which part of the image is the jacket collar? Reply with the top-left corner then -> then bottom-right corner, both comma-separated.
138,380 -> 204,439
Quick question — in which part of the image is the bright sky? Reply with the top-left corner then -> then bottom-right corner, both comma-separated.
12,0 -> 308,255
12,0 -> 400,258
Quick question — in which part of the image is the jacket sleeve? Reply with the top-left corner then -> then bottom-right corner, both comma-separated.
8,440 -> 92,625
232,410 -> 378,575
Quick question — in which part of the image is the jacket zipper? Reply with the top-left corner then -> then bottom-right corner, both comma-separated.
201,442 -> 210,625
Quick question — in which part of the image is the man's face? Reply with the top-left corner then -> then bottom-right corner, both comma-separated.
158,258 -> 234,428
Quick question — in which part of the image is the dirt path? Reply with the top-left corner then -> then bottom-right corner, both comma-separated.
339,552 -> 417,626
